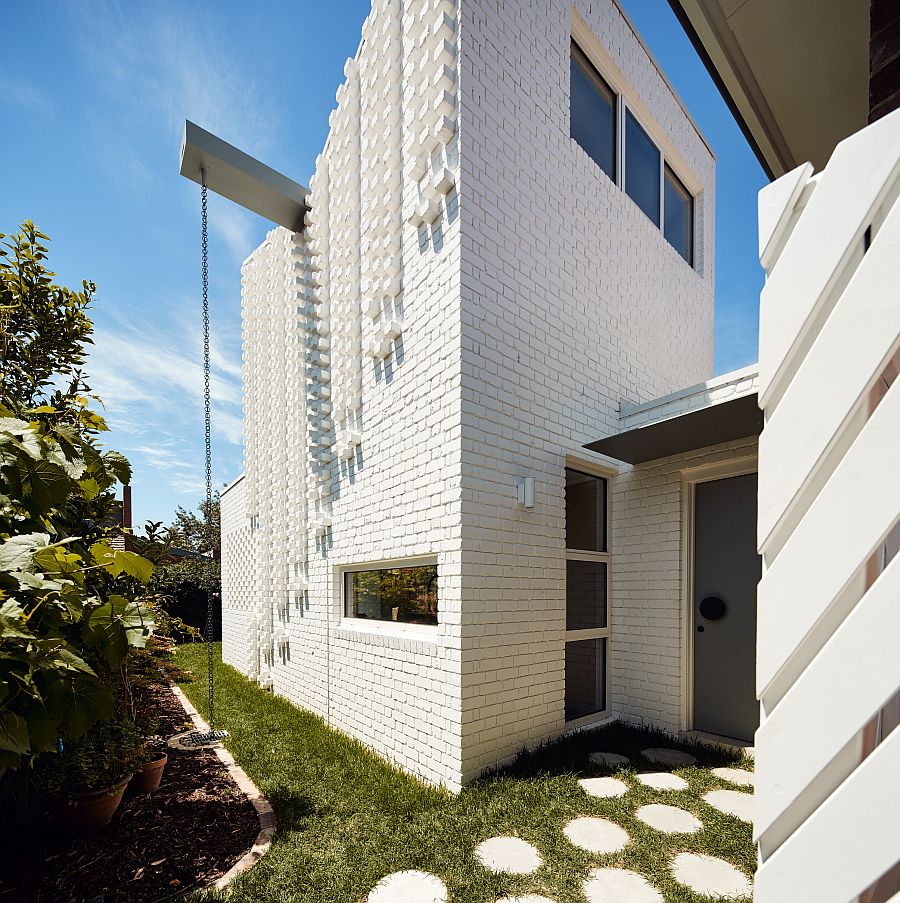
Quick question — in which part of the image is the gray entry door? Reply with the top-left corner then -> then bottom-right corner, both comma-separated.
692,472 -> 761,742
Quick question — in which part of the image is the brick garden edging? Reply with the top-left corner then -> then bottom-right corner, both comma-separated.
166,679 -> 276,891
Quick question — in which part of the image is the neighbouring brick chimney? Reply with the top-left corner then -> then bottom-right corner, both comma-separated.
122,484 -> 132,531
870,0 -> 900,123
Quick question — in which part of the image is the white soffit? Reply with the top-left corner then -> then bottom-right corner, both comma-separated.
669,0 -> 869,178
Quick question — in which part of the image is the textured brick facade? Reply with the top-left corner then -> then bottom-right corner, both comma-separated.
221,0 -> 718,789
456,0 -> 715,780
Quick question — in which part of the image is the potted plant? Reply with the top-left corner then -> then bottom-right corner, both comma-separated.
129,720 -> 167,795
36,717 -> 150,831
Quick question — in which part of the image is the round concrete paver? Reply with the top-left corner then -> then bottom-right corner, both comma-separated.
635,771 -> 689,791
368,870 -> 448,903
579,776 -> 629,798
712,766 -> 754,787
475,836 -> 542,875
641,747 -> 697,767
671,853 -> 752,899
589,751 -> 629,768
583,867 -> 664,903
703,789 -> 753,823
496,897 -> 557,903
636,803 -> 702,834
563,816 -> 629,854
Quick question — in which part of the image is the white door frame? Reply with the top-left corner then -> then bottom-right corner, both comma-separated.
679,453 -> 758,734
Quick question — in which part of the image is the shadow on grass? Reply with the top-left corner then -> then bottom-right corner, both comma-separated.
494,720 -> 744,783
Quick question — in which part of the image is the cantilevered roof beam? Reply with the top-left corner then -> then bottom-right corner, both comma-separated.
179,120 -> 309,231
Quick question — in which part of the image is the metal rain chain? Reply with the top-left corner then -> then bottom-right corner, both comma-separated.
170,169 -> 229,752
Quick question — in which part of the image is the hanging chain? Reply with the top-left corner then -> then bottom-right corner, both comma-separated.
200,170 -> 216,731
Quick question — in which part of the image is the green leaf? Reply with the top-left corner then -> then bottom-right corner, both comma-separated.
0,710 -> 30,755
0,533 -> 50,573
83,595 -> 155,666
0,599 -> 33,639
102,450 -> 131,485
44,677 -> 114,740
33,544 -> 83,579
19,457 -> 73,510
25,715 -> 58,754
90,543 -> 154,583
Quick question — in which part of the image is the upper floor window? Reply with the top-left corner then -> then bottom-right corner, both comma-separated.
625,110 -> 661,227
664,164 -> 693,264
570,42 -> 616,182
569,40 -> 695,268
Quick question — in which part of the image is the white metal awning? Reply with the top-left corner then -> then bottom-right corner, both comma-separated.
585,365 -> 762,464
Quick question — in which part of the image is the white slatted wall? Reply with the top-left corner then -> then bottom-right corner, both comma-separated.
754,108 -> 900,902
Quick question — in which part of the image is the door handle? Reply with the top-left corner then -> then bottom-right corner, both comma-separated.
699,596 -> 726,620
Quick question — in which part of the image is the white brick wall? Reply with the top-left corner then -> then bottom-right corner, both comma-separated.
221,0 -> 723,789
456,0 -> 716,779
221,0 -> 467,790
219,474 -> 258,674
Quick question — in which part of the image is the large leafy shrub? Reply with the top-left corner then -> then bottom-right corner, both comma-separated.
0,224 -> 156,770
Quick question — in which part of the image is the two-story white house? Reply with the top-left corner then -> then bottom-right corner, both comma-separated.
219,0 -> 764,792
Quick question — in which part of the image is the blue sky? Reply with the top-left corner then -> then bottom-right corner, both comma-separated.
1,1 -> 767,528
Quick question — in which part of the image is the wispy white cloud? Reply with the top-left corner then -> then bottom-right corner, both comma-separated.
72,0 -> 277,157
0,76 -> 49,112
209,195 -> 258,266
91,327 -> 241,409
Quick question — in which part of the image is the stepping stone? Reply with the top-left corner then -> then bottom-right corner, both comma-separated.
578,776 -> 628,798
368,870 -> 448,903
583,867 -> 664,903
589,751 -> 629,767
563,816 -> 629,854
496,897 -> 556,903
703,789 -> 754,823
641,747 -> 697,767
712,766 -> 754,787
635,772 -> 688,791
636,803 -> 702,834
671,853 -> 752,899
475,836 -> 542,874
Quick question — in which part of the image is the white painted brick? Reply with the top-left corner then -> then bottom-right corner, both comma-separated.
222,0 -> 726,791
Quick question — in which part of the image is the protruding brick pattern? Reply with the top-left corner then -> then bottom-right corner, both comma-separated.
222,0 -> 722,791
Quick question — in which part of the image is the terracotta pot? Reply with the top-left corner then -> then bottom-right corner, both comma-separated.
129,751 -> 168,794
47,775 -> 132,831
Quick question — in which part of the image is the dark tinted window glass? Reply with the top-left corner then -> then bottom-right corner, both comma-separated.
565,638 -> 607,720
565,468 -> 607,551
664,164 -> 693,264
625,110 -> 660,225
570,43 -> 616,181
345,565 -> 438,625
566,560 -> 608,630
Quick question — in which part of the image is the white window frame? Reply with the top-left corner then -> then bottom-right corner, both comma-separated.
564,464 -> 613,726
339,555 -> 440,636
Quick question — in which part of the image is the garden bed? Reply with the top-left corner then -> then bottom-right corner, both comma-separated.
0,678 -> 259,903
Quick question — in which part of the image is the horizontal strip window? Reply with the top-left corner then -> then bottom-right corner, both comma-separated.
570,39 -> 695,267
570,42 -> 616,182
664,164 -> 693,264
344,563 -> 438,626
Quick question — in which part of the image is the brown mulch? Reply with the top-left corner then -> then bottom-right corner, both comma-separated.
0,680 -> 259,903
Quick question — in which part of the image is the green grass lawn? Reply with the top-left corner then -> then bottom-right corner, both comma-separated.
176,644 -> 754,903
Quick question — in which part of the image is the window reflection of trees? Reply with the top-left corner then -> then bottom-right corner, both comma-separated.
347,565 -> 439,625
